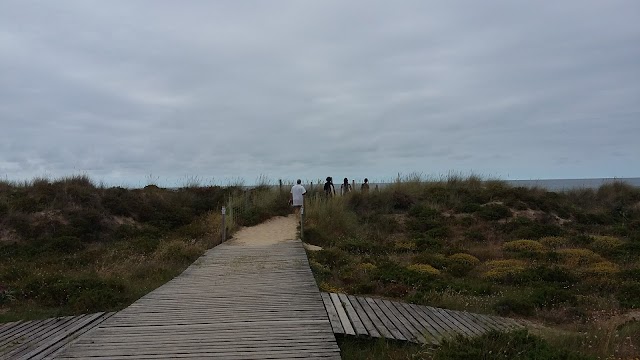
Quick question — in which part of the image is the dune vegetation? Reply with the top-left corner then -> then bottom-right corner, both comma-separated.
302,175 -> 640,359
0,175 -> 289,322
2,174 -> 639,358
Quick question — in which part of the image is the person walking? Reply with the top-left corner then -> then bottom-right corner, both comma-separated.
323,177 -> 335,198
361,178 -> 370,193
341,177 -> 352,195
290,179 -> 306,217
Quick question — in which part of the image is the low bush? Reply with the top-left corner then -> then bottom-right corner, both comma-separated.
530,286 -> 577,308
434,330 -> 593,359
476,203 -> 512,221
539,236 -> 568,249
446,253 -> 480,276
412,252 -> 448,269
503,239 -> 545,253
482,259 -> 528,283
493,297 -> 535,316
557,249 -> 603,268
406,263 -> 441,276
589,235 -> 624,255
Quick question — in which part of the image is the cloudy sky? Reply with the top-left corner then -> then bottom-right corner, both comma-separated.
1,1 -> 639,186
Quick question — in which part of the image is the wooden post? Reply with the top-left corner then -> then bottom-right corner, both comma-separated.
279,179 -> 283,193
300,206 -> 304,240
221,206 -> 226,243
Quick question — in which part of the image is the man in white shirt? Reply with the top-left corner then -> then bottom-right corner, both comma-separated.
290,179 -> 306,217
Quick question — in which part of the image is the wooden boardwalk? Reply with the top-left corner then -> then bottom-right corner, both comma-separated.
0,312 -> 114,359
54,217 -> 341,359
321,292 -> 525,345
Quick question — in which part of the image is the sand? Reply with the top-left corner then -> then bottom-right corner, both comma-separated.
229,215 -> 298,246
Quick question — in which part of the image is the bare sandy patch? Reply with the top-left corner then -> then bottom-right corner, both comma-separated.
229,215 -> 298,246
303,243 -> 323,251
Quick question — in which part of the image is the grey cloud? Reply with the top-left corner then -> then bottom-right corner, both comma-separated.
1,1 -> 639,185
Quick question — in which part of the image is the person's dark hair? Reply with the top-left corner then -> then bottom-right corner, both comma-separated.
297,179 -> 301,184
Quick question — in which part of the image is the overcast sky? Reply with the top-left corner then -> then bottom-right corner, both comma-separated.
1,1 -> 639,187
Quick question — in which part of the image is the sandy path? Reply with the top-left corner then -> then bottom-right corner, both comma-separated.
229,215 -> 298,246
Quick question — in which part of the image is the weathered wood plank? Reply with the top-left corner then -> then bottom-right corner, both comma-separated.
347,295 -> 379,338
337,293 -> 368,336
364,297 -> 406,341
388,300 -> 438,344
329,292 -> 355,336
355,296 -> 394,339
321,292 -> 344,334
376,299 -> 419,342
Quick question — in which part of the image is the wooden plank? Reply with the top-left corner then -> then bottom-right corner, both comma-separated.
31,312 -> 115,360
376,299 -> 419,342
364,297 -> 406,341
337,293 -> 368,336
355,296 -> 393,339
388,300 -> 438,344
329,292 -> 355,336
321,293 -> 344,334
444,309 -> 487,335
412,304 -> 459,337
397,302 -> 444,342
17,312 -> 106,360
427,307 -> 476,337
346,295 -> 379,338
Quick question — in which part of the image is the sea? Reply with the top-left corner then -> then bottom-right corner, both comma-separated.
348,177 -> 640,192
504,177 -> 640,191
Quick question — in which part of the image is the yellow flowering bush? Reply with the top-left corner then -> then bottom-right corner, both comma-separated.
319,282 -> 344,293
538,236 -> 568,249
579,261 -> 620,277
447,253 -> 480,276
557,248 -> 603,268
482,259 -> 527,281
503,240 -> 545,253
590,235 -> 624,254
394,241 -> 417,252
448,253 -> 481,267
357,262 -> 377,272
407,263 -> 441,276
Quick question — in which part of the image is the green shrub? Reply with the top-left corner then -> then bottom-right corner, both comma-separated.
311,248 -> 351,269
413,252 -> 448,269
518,266 -> 579,285
464,229 -> 486,242
434,330 -> 593,360
413,235 -> 443,251
45,236 -> 85,253
453,202 -> 482,214
530,286 -> 577,308
338,238 -> 385,255
502,217 -> 564,240
503,240 -> 545,253
477,203 -> 512,221
21,276 -> 128,310
617,281 -> 640,308
447,253 -> 480,276
493,297 -> 535,316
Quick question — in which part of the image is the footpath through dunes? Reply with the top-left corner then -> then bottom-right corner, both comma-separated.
56,215 -> 341,359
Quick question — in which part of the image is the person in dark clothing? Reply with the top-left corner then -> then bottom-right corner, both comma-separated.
323,177 -> 335,198
361,178 -> 370,193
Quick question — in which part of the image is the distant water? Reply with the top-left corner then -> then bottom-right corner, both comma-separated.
346,177 -> 640,192
504,177 -> 640,191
